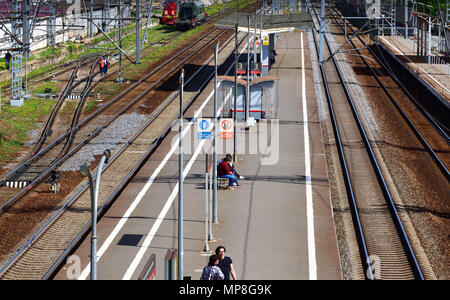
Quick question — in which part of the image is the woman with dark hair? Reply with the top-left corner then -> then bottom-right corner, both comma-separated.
200,255 -> 224,280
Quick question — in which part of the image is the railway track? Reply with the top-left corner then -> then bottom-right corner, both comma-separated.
0,3 -> 258,195
3,6 -> 235,95
0,27 -> 227,208
329,6 -> 450,178
0,59 -> 98,197
308,0 -> 425,280
0,25 -> 245,279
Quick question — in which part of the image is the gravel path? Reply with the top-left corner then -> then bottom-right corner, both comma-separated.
58,112 -> 147,172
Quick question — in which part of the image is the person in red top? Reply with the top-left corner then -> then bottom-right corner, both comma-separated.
218,157 -> 239,189
98,57 -> 105,76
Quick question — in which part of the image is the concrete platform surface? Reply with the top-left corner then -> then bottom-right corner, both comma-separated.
54,31 -> 341,280
378,36 -> 450,101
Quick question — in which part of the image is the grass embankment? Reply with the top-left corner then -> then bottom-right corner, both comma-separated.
0,98 -> 55,162
0,0 -> 259,164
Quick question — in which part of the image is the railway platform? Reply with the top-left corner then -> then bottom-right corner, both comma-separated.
377,36 -> 450,101
53,31 -> 341,280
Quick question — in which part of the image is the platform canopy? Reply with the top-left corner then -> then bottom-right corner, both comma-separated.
214,12 -> 313,34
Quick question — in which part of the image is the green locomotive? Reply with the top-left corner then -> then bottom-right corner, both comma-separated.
174,1 -> 207,29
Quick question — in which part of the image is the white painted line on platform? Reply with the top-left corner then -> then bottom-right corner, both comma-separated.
78,41 -> 248,280
122,68 -> 233,280
122,132 -> 206,279
301,31 -> 317,280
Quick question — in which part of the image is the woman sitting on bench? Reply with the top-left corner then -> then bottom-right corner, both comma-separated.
219,154 -> 244,179
217,156 -> 240,190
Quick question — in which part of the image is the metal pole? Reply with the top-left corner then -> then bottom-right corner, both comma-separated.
319,0 -> 325,64
208,165 -> 213,241
213,43 -> 219,223
428,16 -> 431,64
345,18 -> 347,40
23,0 -> 30,97
178,69 -> 184,280
405,0 -> 408,39
136,0 -> 141,64
85,171 -> 97,280
90,0 -> 94,37
234,24 -> 238,163
254,9 -> 257,66
80,150 -> 110,280
246,15 -> 250,123
118,0 -> 123,83
260,0 -> 263,76
204,154 -> 210,252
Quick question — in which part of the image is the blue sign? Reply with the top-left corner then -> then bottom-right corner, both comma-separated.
197,132 -> 211,139
199,119 -> 209,130
197,118 -> 211,139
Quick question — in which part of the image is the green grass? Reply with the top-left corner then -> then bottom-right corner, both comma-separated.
39,47 -> 62,61
0,0 -> 260,163
0,97 -> 56,162
84,100 -> 96,112
31,82 -> 58,94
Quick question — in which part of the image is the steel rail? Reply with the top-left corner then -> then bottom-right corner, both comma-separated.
334,3 -> 450,142
2,60 -> 98,186
329,7 -> 449,181
0,27 -> 222,188
308,0 -> 424,280
0,28 -> 227,214
42,30 -> 248,280
0,28 -> 246,279
306,0 -> 373,280
3,4 -> 234,92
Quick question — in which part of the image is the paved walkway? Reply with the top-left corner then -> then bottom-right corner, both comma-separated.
54,31 -> 341,280
378,36 -> 450,101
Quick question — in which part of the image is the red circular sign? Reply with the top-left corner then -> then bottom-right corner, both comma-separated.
221,120 -> 232,131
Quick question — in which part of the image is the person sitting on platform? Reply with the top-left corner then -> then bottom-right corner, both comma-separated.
219,153 -> 244,180
218,156 -> 240,190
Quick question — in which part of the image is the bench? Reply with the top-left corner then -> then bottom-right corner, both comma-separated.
209,177 -> 230,189
217,177 -> 229,189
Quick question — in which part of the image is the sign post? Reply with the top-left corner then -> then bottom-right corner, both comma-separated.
213,43 -> 219,224
178,69 -> 184,281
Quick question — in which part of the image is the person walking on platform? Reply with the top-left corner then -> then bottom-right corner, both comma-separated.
218,156 -> 239,190
5,52 -> 11,70
200,255 -> 224,280
215,246 -> 237,280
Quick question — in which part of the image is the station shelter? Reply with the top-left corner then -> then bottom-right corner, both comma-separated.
214,12 -> 312,120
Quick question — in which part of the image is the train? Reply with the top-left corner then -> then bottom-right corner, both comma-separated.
174,1 -> 207,29
160,1 -> 179,25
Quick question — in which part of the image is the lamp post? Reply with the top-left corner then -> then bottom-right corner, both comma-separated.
80,149 -> 111,280
213,43 -> 219,223
234,23 -> 238,163
178,69 -> 185,280
246,14 -> 250,123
